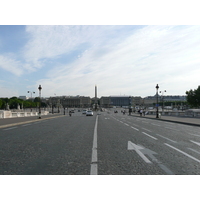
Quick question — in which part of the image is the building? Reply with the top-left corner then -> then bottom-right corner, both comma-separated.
47,96 -> 91,108
100,96 -> 111,108
143,95 -> 187,107
99,96 -> 142,108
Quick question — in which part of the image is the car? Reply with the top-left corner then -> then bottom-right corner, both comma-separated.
86,110 -> 93,116
82,109 -> 87,114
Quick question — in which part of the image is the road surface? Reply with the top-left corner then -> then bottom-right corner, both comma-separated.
1,110 -> 200,175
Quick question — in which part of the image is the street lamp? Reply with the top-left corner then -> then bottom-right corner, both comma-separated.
160,90 -> 166,112
38,85 -> 42,119
27,91 -> 35,112
156,84 -> 159,118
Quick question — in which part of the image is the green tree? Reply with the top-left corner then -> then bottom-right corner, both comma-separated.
9,97 -> 23,109
186,86 -> 200,108
0,99 -> 3,109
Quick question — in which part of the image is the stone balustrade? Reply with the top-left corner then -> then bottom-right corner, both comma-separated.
0,110 -> 49,118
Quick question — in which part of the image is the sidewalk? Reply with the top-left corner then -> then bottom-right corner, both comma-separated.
131,113 -> 200,127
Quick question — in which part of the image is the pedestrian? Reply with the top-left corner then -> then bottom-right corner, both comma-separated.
140,109 -> 143,117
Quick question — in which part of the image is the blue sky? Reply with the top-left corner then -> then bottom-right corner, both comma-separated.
1,25 -> 200,98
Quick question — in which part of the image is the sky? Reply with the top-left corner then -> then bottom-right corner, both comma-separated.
0,25 -> 200,99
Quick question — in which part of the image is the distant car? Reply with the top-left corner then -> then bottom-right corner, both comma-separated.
70,110 -> 75,113
82,109 -> 87,114
86,110 -> 93,116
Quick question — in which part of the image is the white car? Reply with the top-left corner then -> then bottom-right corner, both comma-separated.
86,110 -> 93,116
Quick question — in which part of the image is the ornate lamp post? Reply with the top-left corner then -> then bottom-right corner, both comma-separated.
38,85 -> 42,119
156,84 -> 159,118
160,90 -> 166,112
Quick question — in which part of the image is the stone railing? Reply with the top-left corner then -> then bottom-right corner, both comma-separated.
0,110 -> 49,118
147,109 -> 200,118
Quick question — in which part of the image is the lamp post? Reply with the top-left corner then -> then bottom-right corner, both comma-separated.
38,85 -> 42,119
160,90 -> 166,112
129,96 -> 132,115
156,84 -> 159,118
27,91 -> 35,112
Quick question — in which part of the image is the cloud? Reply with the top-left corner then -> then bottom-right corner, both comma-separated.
0,54 -> 23,76
36,25 -> 200,97
1,25 -> 200,98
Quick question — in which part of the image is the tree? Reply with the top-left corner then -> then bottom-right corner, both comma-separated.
0,99 -> 3,109
186,85 -> 200,108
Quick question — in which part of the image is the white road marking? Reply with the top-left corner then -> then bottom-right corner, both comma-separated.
156,134 -> 177,143
190,140 -> 200,147
3,127 -> 17,131
131,126 -> 139,131
188,133 -> 200,137
165,143 -> 200,163
142,132 -> 158,140
128,141 -> 152,163
124,123 -> 129,126
90,115 -> 98,175
188,148 -> 200,155
142,128 -> 152,132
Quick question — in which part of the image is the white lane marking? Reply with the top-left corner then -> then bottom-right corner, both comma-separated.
90,115 -> 98,175
124,123 -> 129,126
131,126 -> 139,131
188,148 -> 200,155
190,140 -> 200,147
3,127 -> 17,131
142,132 -> 158,140
142,128 -> 152,132
156,134 -> 177,143
128,141 -> 152,164
165,143 -> 200,163
188,133 -> 200,137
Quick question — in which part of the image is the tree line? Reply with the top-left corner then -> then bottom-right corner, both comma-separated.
186,85 -> 200,108
0,97 -> 47,110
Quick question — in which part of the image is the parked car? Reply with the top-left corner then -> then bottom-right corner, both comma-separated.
86,110 -> 93,116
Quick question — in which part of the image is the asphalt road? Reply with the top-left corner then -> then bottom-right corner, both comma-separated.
1,110 -> 200,175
